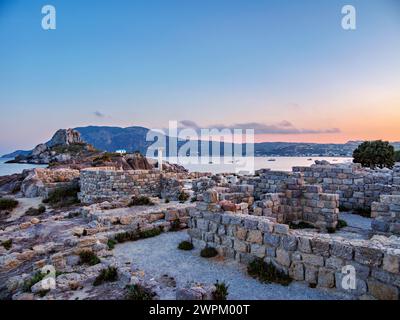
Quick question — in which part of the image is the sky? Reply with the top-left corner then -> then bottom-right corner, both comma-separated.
0,0 -> 400,153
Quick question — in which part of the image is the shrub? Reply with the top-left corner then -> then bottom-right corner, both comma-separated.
247,258 -> 292,286
353,140 -> 395,169
178,191 -> 190,203
44,185 -> 80,208
138,227 -> 162,239
93,266 -> 118,286
395,150 -> 400,162
178,241 -> 193,251
191,197 -> 197,203
353,207 -> 371,218
125,284 -> 155,300
170,219 -> 181,232
213,281 -> 229,300
107,239 -> 117,250
0,198 -> 18,211
2,239 -> 12,250
25,205 -> 46,216
164,198 -> 170,203
114,227 -> 163,243
78,250 -> 101,266
337,219 -> 348,230
128,196 -> 154,206
289,221 -> 315,230
23,271 -> 46,292
200,247 -> 218,258
327,227 -> 336,234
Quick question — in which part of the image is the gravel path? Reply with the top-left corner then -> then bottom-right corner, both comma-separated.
114,231 -> 352,300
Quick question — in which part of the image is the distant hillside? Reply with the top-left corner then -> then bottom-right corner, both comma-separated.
1,150 -> 31,159
2,125 -> 400,158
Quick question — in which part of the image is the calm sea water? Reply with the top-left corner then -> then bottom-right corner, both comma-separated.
168,156 -> 353,174
0,156 -> 353,176
0,158 -> 47,176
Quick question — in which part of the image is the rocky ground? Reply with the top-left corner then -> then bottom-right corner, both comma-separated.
1,194 -> 359,301
114,231 -> 353,300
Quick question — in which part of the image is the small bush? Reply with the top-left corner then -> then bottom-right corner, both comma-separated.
327,227 -> 336,234
107,239 -> 117,250
23,271 -> 46,292
339,205 -> 349,212
213,281 -> 229,300
191,197 -> 197,203
178,192 -> 190,203
114,227 -> 163,243
25,205 -> 46,216
78,250 -> 101,266
337,219 -> 348,230
353,207 -> 371,218
289,221 -> 315,230
138,227 -> 162,239
200,247 -> 218,258
178,241 -> 193,251
93,266 -> 118,286
247,258 -> 292,286
44,185 -> 80,208
0,198 -> 18,211
170,219 -> 181,232
125,284 -> 155,300
2,239 -> 12,250
128,196 -> 154,206
165,198 -> 170,203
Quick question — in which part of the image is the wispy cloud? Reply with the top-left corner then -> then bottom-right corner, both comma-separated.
93,111 -> 106,118
179,120 -> 340,135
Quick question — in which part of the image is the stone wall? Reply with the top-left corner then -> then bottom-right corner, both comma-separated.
189,208 -> 400,300
293,163 -> 400,210
21,168 -> 80,198
79,167 -> 209,204
371,195 -> 400,235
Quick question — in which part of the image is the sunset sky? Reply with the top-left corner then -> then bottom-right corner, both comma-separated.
0,0 -> 400,154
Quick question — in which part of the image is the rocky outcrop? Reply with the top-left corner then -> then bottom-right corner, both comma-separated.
8,129 -> 97,165
46,129 -> 83,148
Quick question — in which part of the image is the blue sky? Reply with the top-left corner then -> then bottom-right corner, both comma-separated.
0,0 -> 399,153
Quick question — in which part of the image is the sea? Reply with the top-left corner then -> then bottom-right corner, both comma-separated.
0,156 -> 353,177
0,158 -> 47,176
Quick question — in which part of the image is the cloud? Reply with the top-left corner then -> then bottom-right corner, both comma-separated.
178,120 -> 341,135
93,111 -> 106,118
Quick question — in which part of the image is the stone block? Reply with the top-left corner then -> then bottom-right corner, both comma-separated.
276,248 -> 291,267
247,230 -> 263,244
367,279 -> 399,300
317,268 -> 335,288
263,233 -> 280,247
289,262 -> 304,281
354,246 -> 383,267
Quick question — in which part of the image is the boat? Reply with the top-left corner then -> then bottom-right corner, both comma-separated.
307,158 -> 312,161
267,159 -> 276,162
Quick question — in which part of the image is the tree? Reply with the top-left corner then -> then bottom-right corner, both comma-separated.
353,140 -> 395,169
395,150 -> 400,163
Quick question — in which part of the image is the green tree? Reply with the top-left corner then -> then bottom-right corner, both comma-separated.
395,150 -> 400,163
353,140 -> 395,169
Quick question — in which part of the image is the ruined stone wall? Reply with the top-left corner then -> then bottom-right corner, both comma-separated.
293,164 -> 400,210
372,195 -> 400,235
79,167 -> 209,204
189,209 -> 400,300
250,175 -> 339,230
21,168 -> 80,198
